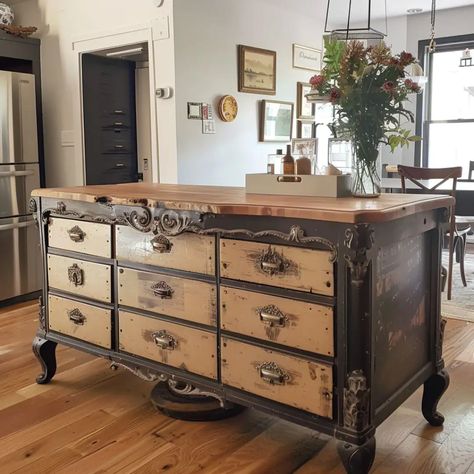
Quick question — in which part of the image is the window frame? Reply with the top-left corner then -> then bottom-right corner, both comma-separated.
415,33 -> 474,167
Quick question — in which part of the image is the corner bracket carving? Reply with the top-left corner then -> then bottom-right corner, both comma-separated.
344,224 -> 375,287
343,370 -> 370,431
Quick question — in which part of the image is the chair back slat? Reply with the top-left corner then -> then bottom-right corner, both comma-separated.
397,165 -> 462,197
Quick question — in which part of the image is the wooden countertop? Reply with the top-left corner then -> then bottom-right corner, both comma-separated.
32,183 -> 454,224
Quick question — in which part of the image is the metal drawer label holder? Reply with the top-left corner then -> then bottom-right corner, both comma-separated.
68,264 -> 84,286
67,225 -> 86,243
256,361 -> 291,385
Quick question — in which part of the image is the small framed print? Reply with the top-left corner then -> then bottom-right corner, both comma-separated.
187,102 -> 202,120
292,138 -> 317,156
259,100 -> 294,142
297,120 -> 315,139
239,45 -> 277,95
297,82 -> 315,120
293,44 -> 322,72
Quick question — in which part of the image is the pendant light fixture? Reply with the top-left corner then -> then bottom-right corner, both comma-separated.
324,0 -> 387,41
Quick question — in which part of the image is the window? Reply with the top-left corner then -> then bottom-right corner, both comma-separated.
419,36 -> 474,177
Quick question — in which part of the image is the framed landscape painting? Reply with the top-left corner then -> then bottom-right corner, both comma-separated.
239,45 -> 276,95
259,100 -> 294,142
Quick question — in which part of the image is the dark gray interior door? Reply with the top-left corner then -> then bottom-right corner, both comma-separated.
82,53 -> 138,185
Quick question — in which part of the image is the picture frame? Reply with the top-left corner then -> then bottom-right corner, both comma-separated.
187,102 -> 202,120
238,45 -> 277,95
259,100 -> 294,142
292,138 -> 317,156
297,82 -> 315,120
293,44 -> 322,72
297,120 -> 315,139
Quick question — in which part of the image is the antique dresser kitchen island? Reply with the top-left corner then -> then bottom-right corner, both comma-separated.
30,184 -> 453,474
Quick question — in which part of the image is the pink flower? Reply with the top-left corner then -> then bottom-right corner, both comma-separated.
329,87 -> 341,103
310,74 -> 326,88
382,81 -> 396,94
404,78 -> 421,93
400,51 -> 415,66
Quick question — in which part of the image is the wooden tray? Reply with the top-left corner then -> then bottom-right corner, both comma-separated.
245,174 -> 352,197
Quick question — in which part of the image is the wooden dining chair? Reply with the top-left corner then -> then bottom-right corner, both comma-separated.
397,165 -> 471,300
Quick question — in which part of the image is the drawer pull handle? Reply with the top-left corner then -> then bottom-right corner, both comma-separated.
68,308 -> 86,325
257,362 -> 290,385
151,281 -> 174,299
114,110 -> 124,114
114,122 -> 124,126
67,225 -> 86,243
258,246 -> 287,276
258,305 -> 288,328
68,264 -> 84,287
151,235 -> 173,254
152,330 -> 177,350
114,145 -> 125,149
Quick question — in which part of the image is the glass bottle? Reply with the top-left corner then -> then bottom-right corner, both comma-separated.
282,145 -> 295,175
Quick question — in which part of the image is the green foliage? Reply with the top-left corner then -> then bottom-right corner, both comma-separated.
322,36 -> 345,80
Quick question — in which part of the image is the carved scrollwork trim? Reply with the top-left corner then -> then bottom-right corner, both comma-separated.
68,264 -> 84,287
167,380 -> 225,407
436,318 -> 447,363
344,224 -> 375,287
42,203 -> 337,259
38,295 -> 46,331
343,369 -> 370,431
110,361 -> 167,382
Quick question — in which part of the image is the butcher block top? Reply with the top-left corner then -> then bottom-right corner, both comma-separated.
32,183 -> 454,224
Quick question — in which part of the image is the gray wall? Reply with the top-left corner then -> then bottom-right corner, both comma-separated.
174,0 -> 326,186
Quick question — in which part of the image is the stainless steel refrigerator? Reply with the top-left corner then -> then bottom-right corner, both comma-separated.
0,71 -> 42,303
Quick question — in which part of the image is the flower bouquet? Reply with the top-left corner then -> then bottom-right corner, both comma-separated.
308,40 -> 422,197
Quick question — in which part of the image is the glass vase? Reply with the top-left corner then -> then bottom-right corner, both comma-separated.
351,146 -> 382,198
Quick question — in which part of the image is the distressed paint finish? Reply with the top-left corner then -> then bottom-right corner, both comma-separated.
118,310 -> 217,380
221,337 -> 333,419
118,267 -> 217,327
220,239 -> 334,296
220,286 -> 334,356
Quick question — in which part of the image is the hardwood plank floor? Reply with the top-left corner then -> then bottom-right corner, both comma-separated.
0,302 -> 473,474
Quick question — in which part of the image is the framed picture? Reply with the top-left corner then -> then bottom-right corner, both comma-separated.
297,120 -> 315,139
293,44 -> 322,72
187,102 -> 202,120
259,100 -> 294,142
239,45 -> 276,95
297,82 -> 315,120
292,138 -> 317,156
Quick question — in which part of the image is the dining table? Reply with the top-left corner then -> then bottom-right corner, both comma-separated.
382,178 -> 474,217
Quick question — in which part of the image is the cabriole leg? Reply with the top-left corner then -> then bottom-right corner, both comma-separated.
422,369 -> 450,426
337,437 -> 376,474
32,336 -> 57,384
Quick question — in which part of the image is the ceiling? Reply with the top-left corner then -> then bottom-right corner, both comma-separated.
386,0 -> 474,17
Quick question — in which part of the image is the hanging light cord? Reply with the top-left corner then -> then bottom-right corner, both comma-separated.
429,0 -> 437,53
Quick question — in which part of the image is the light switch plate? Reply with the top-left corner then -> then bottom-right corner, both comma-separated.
152,16 -> 170,40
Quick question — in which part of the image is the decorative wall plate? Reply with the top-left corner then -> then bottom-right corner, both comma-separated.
218,95 -> 238,122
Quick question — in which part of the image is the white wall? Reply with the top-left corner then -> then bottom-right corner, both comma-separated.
13,0 -> 177,187
174,0 -> 326,186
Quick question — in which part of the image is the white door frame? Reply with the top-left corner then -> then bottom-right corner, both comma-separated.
71,22 -> 177,184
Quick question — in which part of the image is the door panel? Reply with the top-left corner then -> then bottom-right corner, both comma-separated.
82,54 -> 138,185
0,163 -> 40,218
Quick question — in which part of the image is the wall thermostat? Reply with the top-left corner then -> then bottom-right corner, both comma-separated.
156,87 -> 173,99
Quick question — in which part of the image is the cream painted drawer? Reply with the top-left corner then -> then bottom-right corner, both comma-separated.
48,218 -> 112,258
119,310 -> 217,379
118,267 -> 216,326
47,254 -> 112,303
221,286 -> 334,356
48,294 -> 111,348
221,337 -> 333,418
220,239 -> 334,296
116,226 -> 215,276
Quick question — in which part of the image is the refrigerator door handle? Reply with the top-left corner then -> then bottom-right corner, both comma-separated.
0,220 -> 36,232
0,170 -> 35,178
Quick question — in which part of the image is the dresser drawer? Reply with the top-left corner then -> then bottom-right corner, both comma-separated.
48,217 -> 112,258
119,310 -> 217,379
221,287 -> 334,356
221,338 -> 333,418
47,254 -> 112,303
48,295 -> 111,348
118,267 -> 216,326
220,240 -> 334,296
116,226 -> 215,276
